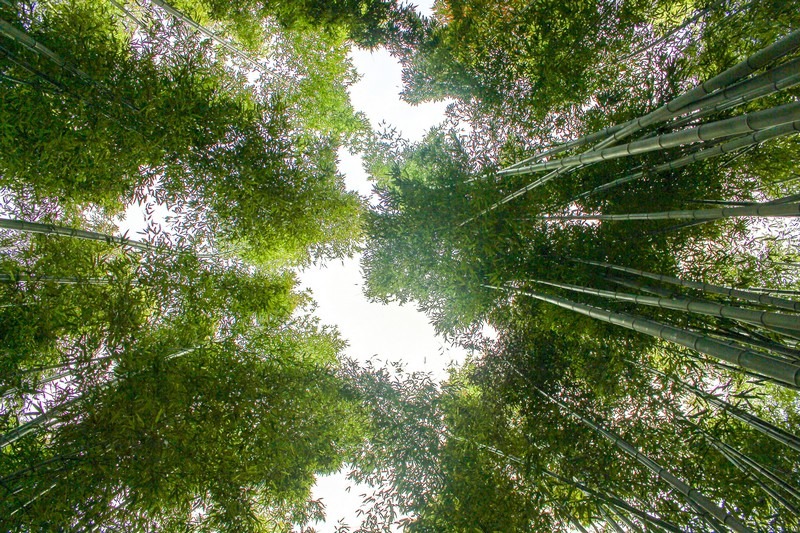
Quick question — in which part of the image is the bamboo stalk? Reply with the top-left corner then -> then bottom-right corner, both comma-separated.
712,440 -> 800,515
488,285 -> 800,387
0,218 -> 156,252
499,29 -> 800,177
502,124 -> 626,171
146,0 -> 270,74
691,421 -> 800,503
577,260 -> 800,313
0,18 -> 91,81
533,385 -> 752,533
0,273 -> 114,284
678,56 -> 800,118
592,29 -> 800,149
541,469 -> 684,533
598,505 -> 626,533
503,102 -> 800,176
530,279 -> 800,333
644,365 -> 800,452
568,119 -> 800,202
542,201 -> 800,222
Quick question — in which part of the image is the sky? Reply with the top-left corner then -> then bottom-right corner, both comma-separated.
300,3 -> 463,530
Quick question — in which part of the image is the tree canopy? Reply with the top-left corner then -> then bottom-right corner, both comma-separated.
2,0 -> 800,530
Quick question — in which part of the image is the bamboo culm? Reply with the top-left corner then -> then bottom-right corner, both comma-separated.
571,121 -> 800,202
577,259 -> 800,313
499,28 -> 800,176
541,201 -> 800,223
532,385 -> 752,533
503,101 -> 800,176
0,218 -> 157,252
643,364 -> 800,452
530,279 -> 800,334
592,28 -> 800,149
487,285 -> 800,387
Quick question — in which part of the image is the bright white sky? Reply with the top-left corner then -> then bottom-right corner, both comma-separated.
300,3 -> 465,531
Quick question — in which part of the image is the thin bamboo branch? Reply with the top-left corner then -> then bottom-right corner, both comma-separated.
146,0 -> 270,74
644,364 -> 800,452
577,260 -> 800,313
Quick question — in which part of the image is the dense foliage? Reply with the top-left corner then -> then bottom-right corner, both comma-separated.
2,0 -> 800,531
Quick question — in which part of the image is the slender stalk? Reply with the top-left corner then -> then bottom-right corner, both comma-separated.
743,287 -> 800,296
532,385 -> 752,533
0,273 -> 114,284
598,505 -> 626,533
487,285 -> 800,387
593,28 -> 800,149
713,440 -> 800,515
0,18 -> 91,81
568,118 -> 800,202
146,0 -> 269,74
576,260 -> 800,313
0,218 -> 156,252
644,364 -> 800,452
531,279 -> 800,334
605,504 -> 644,533
504,102 -> 800,176
502,124 -> 626,171
542,201 -> 800,223
697,326 -> 800,361
678,56 -> 800,118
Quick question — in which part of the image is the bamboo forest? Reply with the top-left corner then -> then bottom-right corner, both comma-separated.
2,0 -> 800,530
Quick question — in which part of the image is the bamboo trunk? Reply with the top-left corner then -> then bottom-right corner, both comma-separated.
592,29 -> 800,148
644,365 -> 800,452
0,218 -> 156,252
577,260 -> 800,313
504,102 -> 800,176
488,285 -> 800,387
572,121 -> 800,201
530,279 -> 800,333
533,386 -> 752,533
542,201 -> 800,223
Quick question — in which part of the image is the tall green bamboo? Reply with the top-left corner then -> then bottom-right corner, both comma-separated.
498,28 -> 800,176
531,279 -> 800,334
571,121 -> 800,202
0,218 -> 156,252
643,364 -> 800,452
504,101 -> 800,176
541,200 -> 800,223
577,260 -> 800,313
591,28 -> 800,149
532,385 -> 752,533
486,285 -> 800,387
